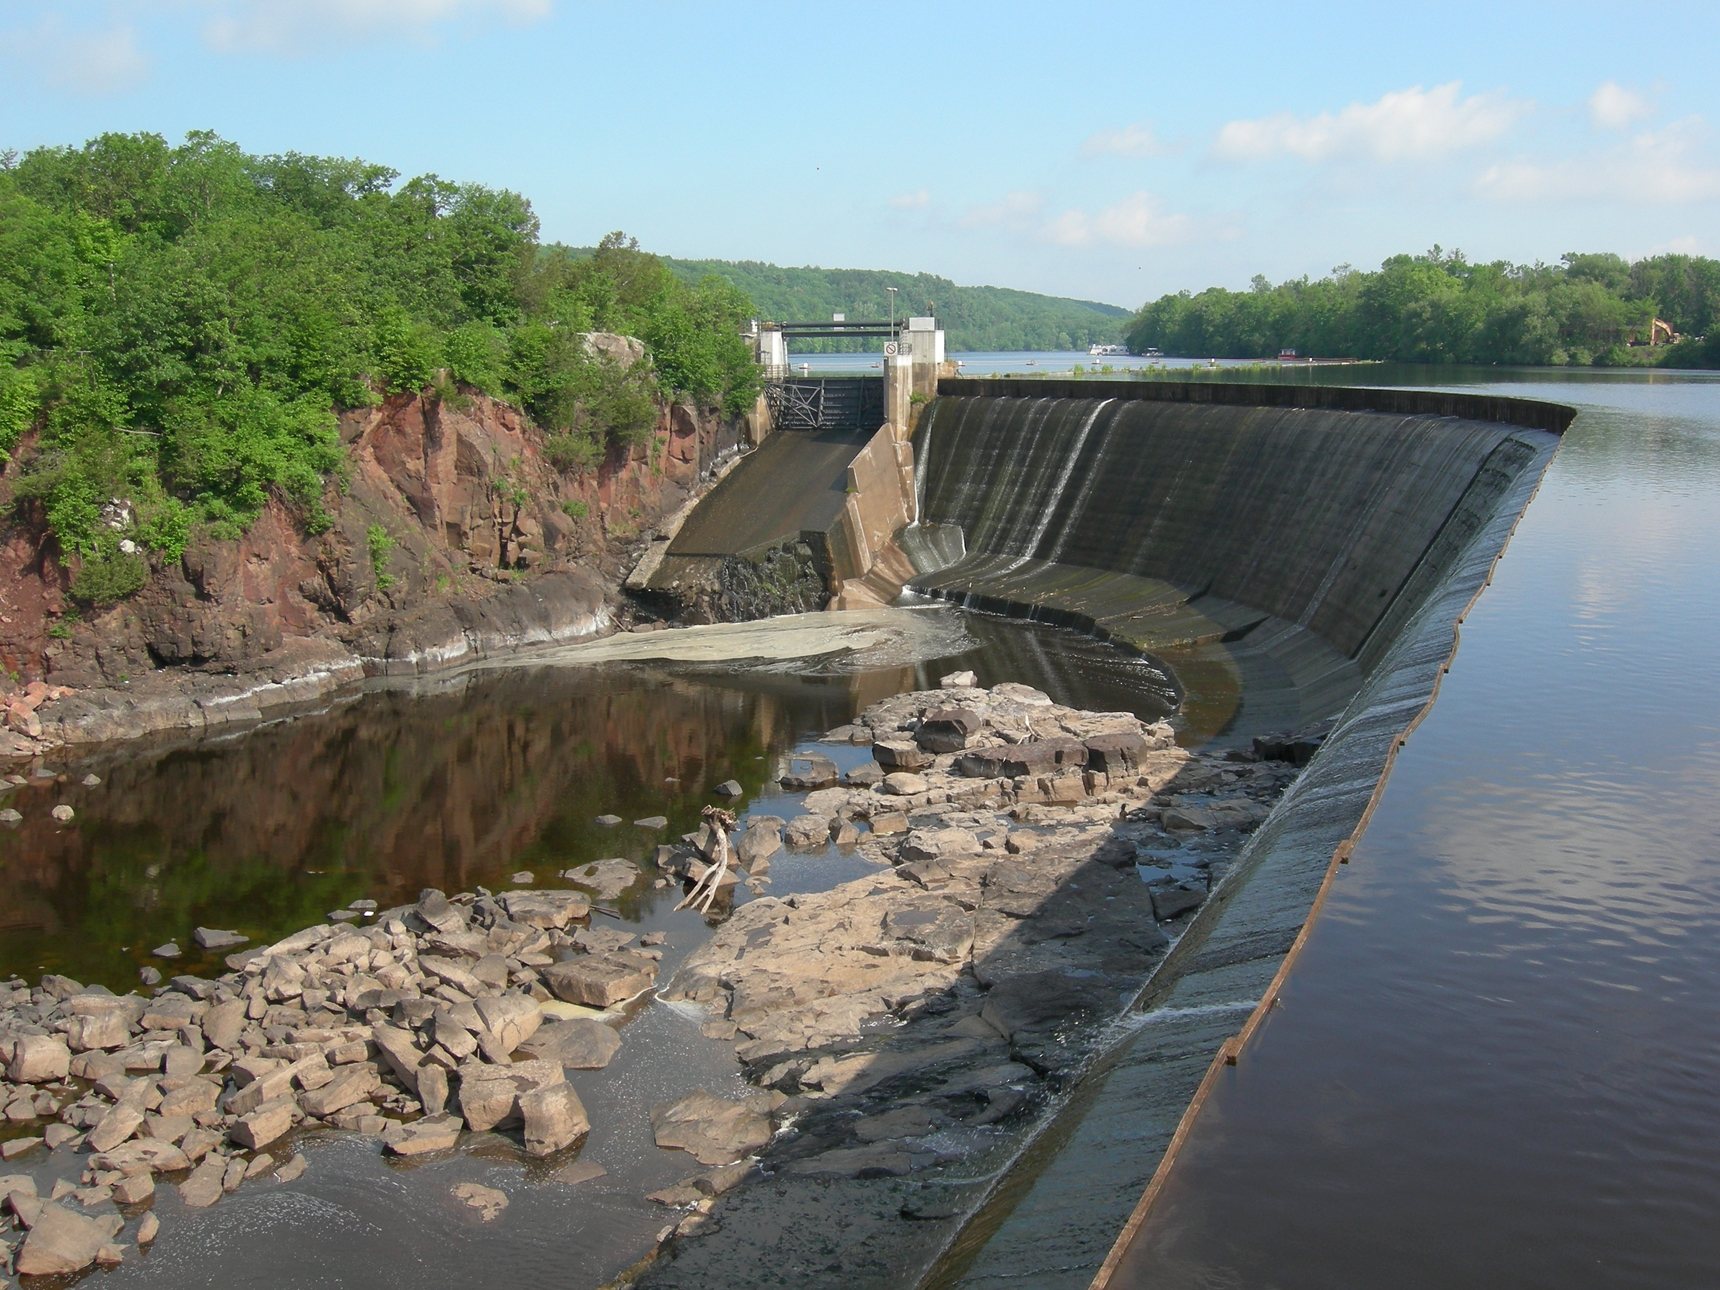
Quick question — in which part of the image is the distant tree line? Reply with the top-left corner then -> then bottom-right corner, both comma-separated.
0,131 -> 758,603
659,258 -> 1130,353
1125,248 -> 1720,368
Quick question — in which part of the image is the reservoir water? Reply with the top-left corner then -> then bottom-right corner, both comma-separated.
1105,365 -> 1720,1289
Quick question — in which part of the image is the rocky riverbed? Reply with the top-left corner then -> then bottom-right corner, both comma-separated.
0,677 -> 1302,1286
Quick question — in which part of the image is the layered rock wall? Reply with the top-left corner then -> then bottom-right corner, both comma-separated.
0,383 -> 741,752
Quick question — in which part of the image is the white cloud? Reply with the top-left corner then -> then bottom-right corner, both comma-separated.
1476,119 -> 1720,205
1589,81 -> 1653,131
1080,124 -> 1165,159
1214,82 -> 1528,163
1045,192 -> 1199,249
1,14 -> 149,96
889,189 -> 930,210
202,0 -> 551,54
959,190 -> 1046,231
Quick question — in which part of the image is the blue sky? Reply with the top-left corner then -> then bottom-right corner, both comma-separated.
3,0 -> 1717,308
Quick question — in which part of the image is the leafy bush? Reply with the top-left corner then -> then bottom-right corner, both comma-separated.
543,430 -> 603,472
70,535 -> 148,606
366,522 -> 396,590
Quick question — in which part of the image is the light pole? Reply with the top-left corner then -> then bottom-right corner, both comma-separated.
886,286 -> 897,336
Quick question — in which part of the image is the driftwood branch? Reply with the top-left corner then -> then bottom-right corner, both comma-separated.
675,805 -> 737,914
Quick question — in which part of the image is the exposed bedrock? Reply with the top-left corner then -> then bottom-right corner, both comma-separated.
1,381 -> 746,755
907,380 -> 1570,738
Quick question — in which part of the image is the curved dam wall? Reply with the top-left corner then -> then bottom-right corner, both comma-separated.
909,381 -> 1569,1288
910,380 -> 1569,736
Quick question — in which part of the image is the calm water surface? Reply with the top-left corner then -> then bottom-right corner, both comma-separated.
0,606 -> 1175,1288
1112,367 -> 1720,1288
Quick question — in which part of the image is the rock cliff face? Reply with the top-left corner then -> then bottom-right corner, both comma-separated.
0,382 -> 742,752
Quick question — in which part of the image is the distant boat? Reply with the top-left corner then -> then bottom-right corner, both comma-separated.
1141,347 -> 1162,358
1088,343 -> 1129,357
1278,348 -> 1300,361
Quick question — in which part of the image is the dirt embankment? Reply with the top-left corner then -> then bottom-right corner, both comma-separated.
0,383 -> 744,757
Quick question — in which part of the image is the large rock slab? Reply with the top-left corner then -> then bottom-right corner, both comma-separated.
651,1090 -> 774,1166
542,956 -> 656,1008
16,1202 -> 117,1277
520,1018 -> 623,1070
499,889 -> 592,929
957,737 -> 1089,779
383,1113 -> 464,1157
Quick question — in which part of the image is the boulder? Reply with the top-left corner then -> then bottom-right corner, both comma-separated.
178,1157 -> 226,1208
15,1202 -> 115,1277
7,1035 -> 70,1084
474,993 -> 543,1055
1083,730 -> 1151,774
735,822 -> 783,866
65,1009 -> 132,1053
86,1104 -> 145,1154
456,1059 -> 564,1133
112,1172 -> 154,1205
783,815 -> 830,850
451,1181 -> 508,1222
878,772 -> 929,797
231,1097 -> 296,1150
1149,882 -> 1206,921
872,739 -> 931,771
519,1082 -> 590,1157
915,708 -> 982,753
298,1067 -> 380,1119
203,999 -> 248,1051
898,828 -> 981,865
777,753 -> 838,790
413,889 -> 468,934
543,957 -> 656,1008
957,736 -> 1089,779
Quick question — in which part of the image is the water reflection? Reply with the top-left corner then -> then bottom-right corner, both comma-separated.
0,608 -> 1175,987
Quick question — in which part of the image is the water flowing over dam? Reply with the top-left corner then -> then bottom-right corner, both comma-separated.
908,380 -> 1569,739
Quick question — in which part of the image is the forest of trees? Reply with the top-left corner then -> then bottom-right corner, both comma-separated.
659,258 -> 1130,353
0,131 -> 759,603
1125,248 -> 1720,368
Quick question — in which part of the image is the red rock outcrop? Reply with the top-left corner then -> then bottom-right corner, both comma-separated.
0,384 -> 742,754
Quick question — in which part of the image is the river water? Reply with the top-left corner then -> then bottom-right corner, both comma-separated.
0,607 -> 1175,1288
1107,365 -> 1720,1288
5,363 -> 1713,1287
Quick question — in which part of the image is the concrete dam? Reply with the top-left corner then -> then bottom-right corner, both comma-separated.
640,376 -> 1572,1289
908,379 -> 1568,741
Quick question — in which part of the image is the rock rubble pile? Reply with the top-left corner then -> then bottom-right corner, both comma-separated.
0,884 -> 664,1278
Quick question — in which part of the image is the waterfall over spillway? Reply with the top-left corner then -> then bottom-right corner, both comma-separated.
906,383 -> 1564,736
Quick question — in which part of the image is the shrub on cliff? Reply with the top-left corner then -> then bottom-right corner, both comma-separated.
0,132 -> 763,592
